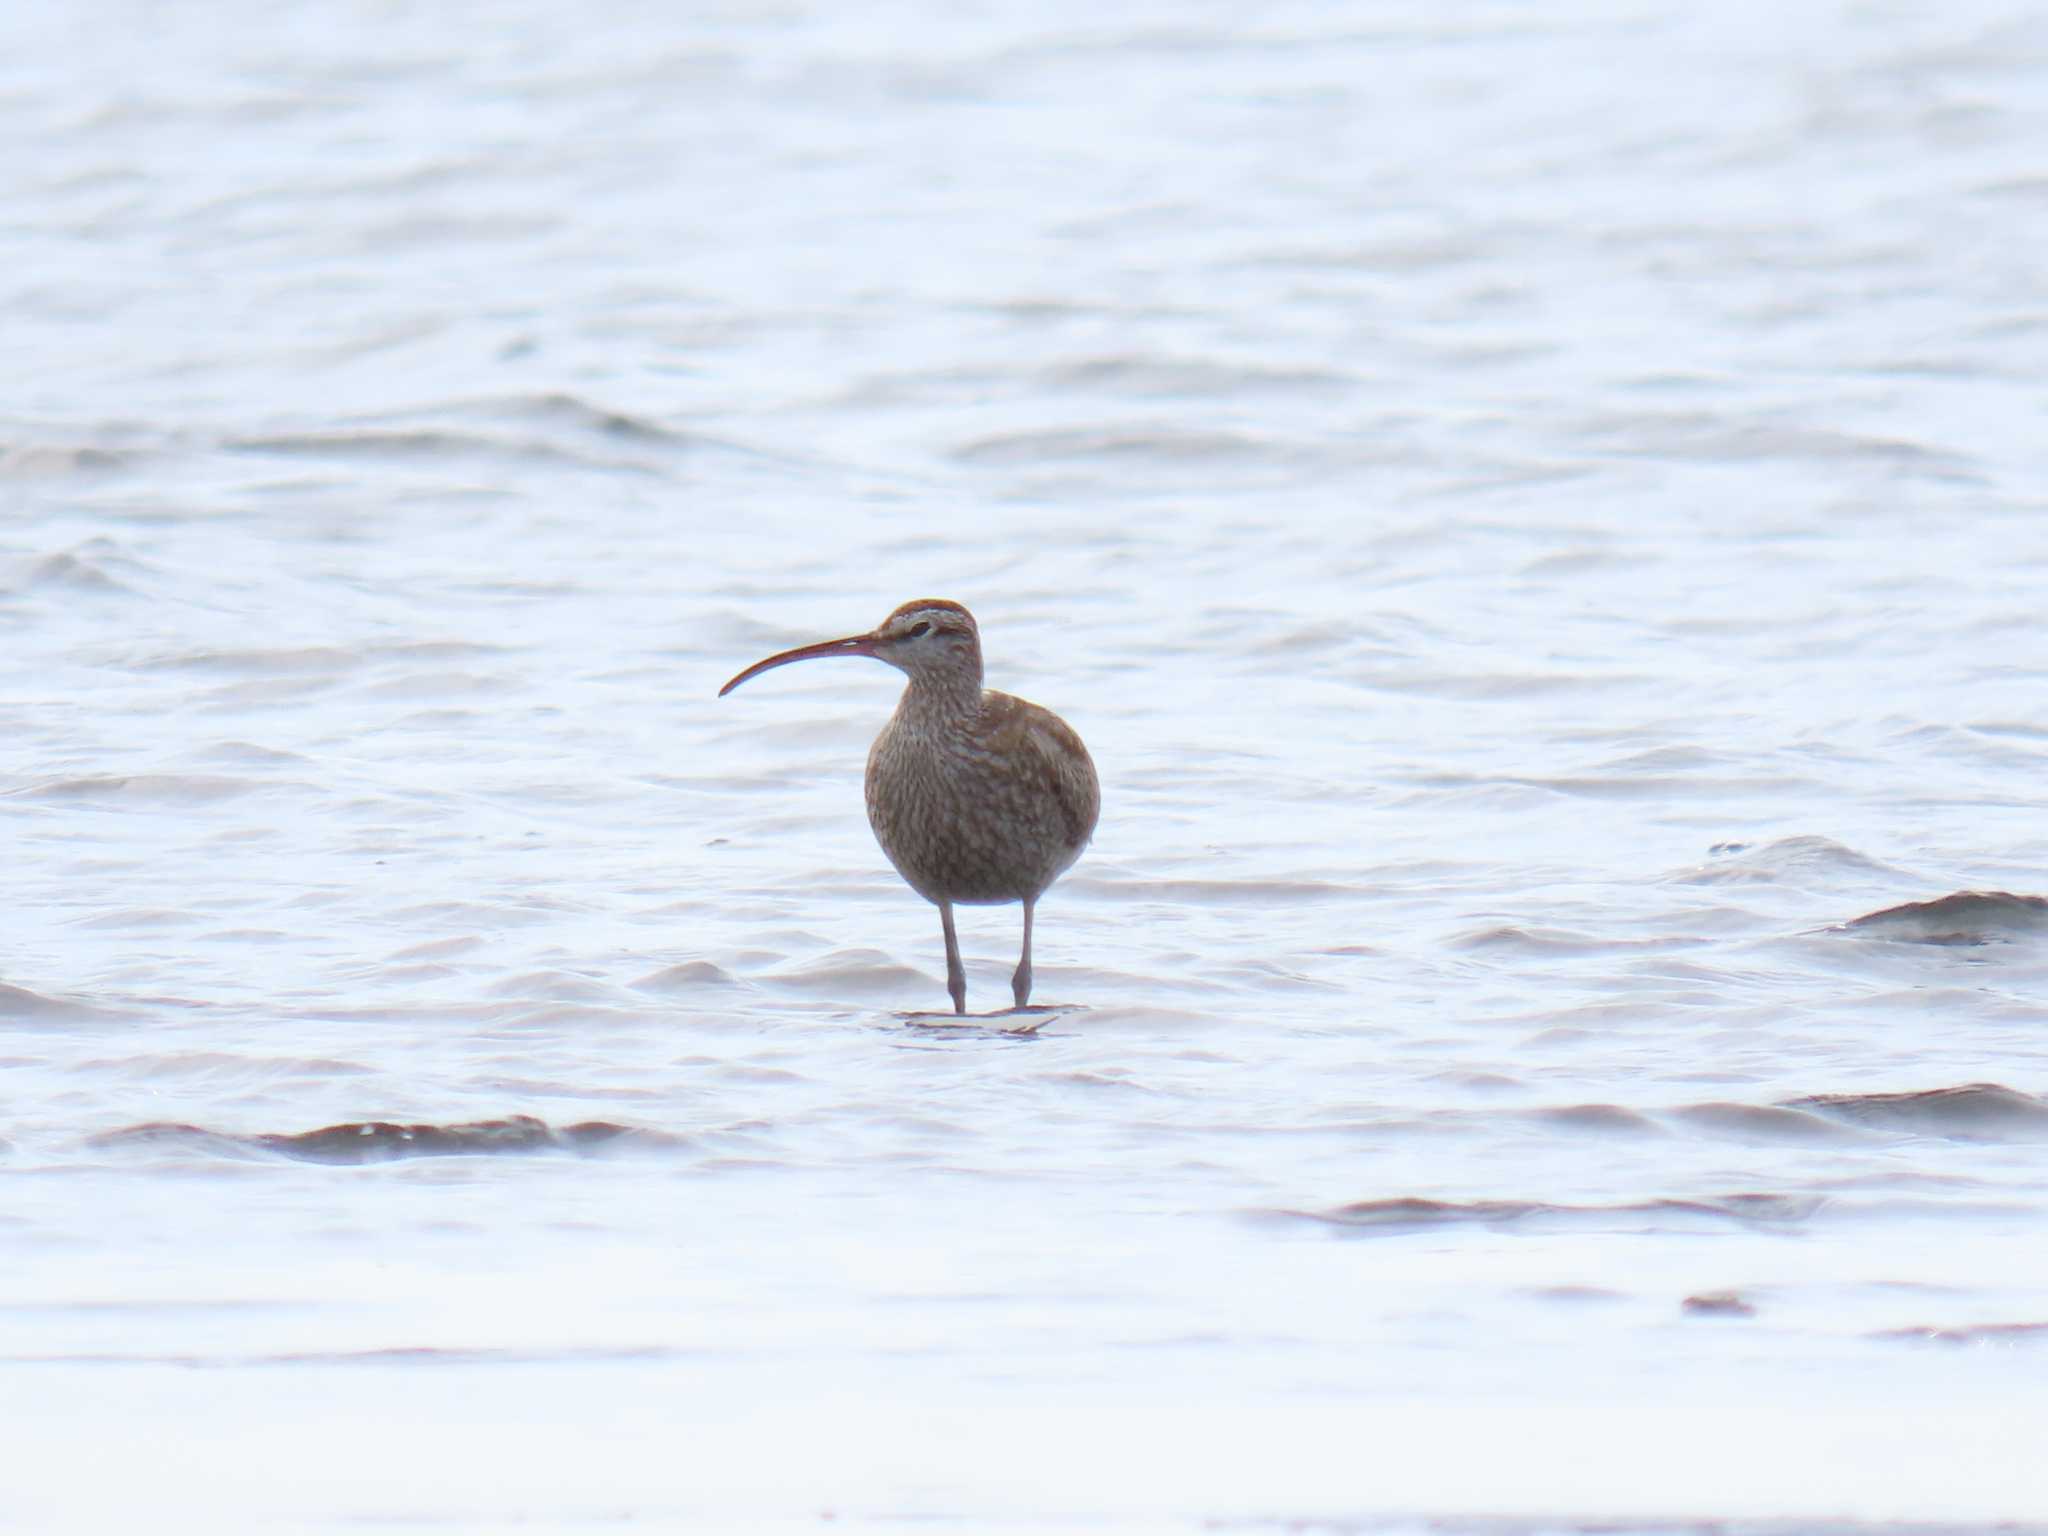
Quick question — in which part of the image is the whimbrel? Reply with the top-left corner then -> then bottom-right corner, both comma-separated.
719,599 -> 1099,1014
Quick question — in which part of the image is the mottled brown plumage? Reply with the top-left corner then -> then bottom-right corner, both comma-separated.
720,599 -> 1099,1014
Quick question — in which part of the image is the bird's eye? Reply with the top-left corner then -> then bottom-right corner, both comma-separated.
908,621 -> 931,638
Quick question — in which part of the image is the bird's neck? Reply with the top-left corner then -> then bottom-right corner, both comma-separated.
896,669 -> 985,729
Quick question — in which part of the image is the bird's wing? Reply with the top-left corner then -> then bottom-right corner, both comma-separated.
987,694 -> 1100,850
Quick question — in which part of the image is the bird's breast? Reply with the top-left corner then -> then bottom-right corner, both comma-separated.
863,697 -> 1096,906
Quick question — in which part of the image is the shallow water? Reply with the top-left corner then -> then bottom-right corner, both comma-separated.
5,1 -> 2048,1531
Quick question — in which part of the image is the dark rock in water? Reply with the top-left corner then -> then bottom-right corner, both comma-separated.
1683,1290 -> 1757,1318
1844,889 -> 2048,945
1787,1083 -> 2048,1141
90,1116 -> 654,1163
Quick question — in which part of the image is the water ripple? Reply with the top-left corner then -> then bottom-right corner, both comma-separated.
87,1116 -> 671,1164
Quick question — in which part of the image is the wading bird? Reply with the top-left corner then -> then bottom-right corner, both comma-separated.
719,600 -> 1098,1014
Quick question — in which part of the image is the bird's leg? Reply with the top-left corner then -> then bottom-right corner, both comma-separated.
1012,898 -> 1036,1010
939,900 -> 967,1014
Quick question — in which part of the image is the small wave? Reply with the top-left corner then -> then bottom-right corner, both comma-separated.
359,670 -> 512,702
1683,1291 -> 1759,1318
223,394 -> 700,478
762,948 -> 930,998
1447,925 -> 1678,956
78,1051 -> 376,1082
71,908 -> 199,930
89,1115 -> 669,1164
0,984 -> 124,1024
2,536 -> 160,598
1518,546 -> 1654,578
631,960 -> 745,992
386,936 -> 485,962
1670,1102 -> 1866,1143
200,740 -> 314,766
485,970 -> 624,1004
1040,354 -> 1348,398
1843,890 -> 2048,945
1242,235 -> 1485,273
20,550 -> 128,592
224,426 -> 655,475
1284,1191 -> 1820,1236
1667,835 -> 1902,885
10,773 -> 261,805
1874,1321 -> 2048,1346
446,392 -> 692,445
1970,719 -> 2048,742
1349,669 -> 1638,703
5,1343 -> 690,1369
378,640 -> 509,663
1572,412 -> 1977,477
1524,1104 -> 1666,1136
267,1342 -> 686,1366
950,424 -> 1304,468
1788,1083 -> 2048,1141
1520,1284 -> 1625,1306
1246,620 -> 1360,658
0,443 -> 142,478
229,429 -> 554,461
387,901 -> 561,929
139,646 -> 359,676
1062,875 -> 1364,904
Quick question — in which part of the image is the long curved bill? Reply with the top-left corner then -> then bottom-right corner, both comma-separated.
718,632 -> 880,696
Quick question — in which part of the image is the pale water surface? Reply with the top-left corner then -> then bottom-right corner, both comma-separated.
4,2 -> 2048,1531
